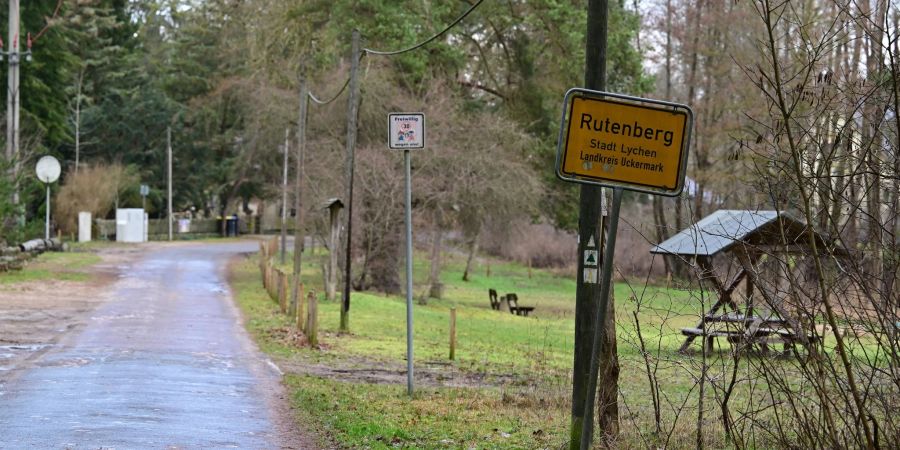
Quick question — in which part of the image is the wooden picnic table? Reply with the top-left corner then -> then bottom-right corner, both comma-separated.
682,311 -> 808,354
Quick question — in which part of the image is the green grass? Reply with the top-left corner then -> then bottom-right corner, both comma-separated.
230,249 -> 717,448
0,251 -> 101,284
230,245 -> 889,449
286,375 -> 567,449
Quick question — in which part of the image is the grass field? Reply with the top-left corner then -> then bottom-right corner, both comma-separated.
230,243 -> 886,449
230,245 -> 734,449
0,250 -> 101,284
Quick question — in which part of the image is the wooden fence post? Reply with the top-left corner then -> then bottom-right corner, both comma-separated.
259,242 -> 266,275
449,307 -> 457,360
295,283 -> 305,331
280,272 -> 288,313
306,290 -> 318,347
276,270 -> 285,304
268,266 -> 276,300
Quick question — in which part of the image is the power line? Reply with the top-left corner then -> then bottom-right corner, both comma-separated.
305,0 -> 484,105
362,0 -> 485,56
308,76 -> 351,105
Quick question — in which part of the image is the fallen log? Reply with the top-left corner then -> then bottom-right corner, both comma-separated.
19,238 -> 63,253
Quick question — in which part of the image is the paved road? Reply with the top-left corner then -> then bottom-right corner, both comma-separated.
0,242 -> 292,448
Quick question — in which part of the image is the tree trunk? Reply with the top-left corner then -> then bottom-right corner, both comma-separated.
361,204 -> 402,295
596,202 -> 619,446
74,69 -> 84,174
652,196 -> 672,277
427,212 -> 444,300
462,223 -> 481,282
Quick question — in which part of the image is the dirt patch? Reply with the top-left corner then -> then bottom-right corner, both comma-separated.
272,352 -> 532,390
0,245 -> 145,382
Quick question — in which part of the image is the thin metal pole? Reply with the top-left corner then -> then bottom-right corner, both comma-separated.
44,184 -> 50,240
167,126 -> 173,241
7,0 -> 20,220
340,30 -> 361,332
280,128 -> 290,265
580,187 -> 623,450
404,149 -> 414,397
291,77 -> 308,317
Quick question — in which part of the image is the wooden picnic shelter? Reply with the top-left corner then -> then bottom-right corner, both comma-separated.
651,210 -> 837,354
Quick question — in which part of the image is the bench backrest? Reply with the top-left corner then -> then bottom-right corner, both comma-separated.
489,289 -> 498,302
506,293 -> 518,312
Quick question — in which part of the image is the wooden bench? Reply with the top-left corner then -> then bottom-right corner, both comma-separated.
488,289 -> 501,310
505,293 -> 535,317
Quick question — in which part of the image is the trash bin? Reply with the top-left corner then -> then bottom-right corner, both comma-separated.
226,215 -> 239,237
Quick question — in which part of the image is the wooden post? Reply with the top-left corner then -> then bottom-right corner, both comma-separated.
259,242 -> 265,277
326,202 -> 342,301
306,290 -> 318,347
277,270 -> 283,303
280,272 -> 289,313
486,262 -> 491,278
571,1 -> 617,449
295,283 -> 305,330
269,267 -> 276,300
340,29 -> 362,333
290,75 -> 309,318
449,307 -> 457,360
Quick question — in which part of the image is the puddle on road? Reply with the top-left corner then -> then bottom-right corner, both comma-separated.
0,344 -> 54,373
0,344 -> 53,353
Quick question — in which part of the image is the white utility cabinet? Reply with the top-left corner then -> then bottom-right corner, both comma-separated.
116,208 -> 147,243
78,212 -> 92,243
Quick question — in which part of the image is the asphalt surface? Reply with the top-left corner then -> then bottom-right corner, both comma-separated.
0,242 -> 289,448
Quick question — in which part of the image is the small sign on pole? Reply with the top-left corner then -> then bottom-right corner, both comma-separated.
35,156 -> 62,240
389,113 -> 425,150
388,112 -> 425,398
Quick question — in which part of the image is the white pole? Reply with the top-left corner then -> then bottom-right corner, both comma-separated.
44,184 -> 50,240
167,126 -> 173,241
7,0 -> 20,218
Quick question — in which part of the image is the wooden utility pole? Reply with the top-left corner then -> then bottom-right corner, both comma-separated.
291,76 -> 308,319
167,126 -> 173,241
280,128 -> 290,265
570,1 -> 618,449
340,30 -> 361,332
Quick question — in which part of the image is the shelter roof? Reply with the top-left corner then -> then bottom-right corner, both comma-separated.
650,210 -> 830,257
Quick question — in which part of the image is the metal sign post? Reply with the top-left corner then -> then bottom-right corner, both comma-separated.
140,184 -> 149,211
35,156 -> 61,240
389,112 -> 425,397
555,89 -> 692,448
